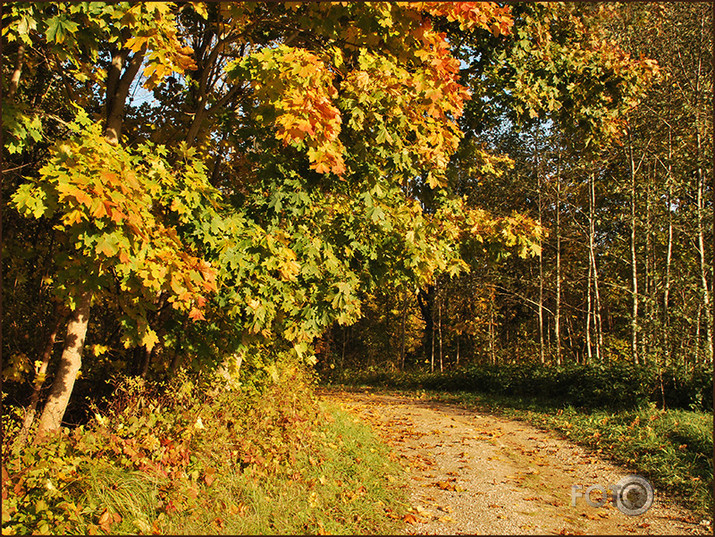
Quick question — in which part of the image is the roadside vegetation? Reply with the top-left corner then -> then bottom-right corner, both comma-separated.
324,363 -> 713,516
2,360 -> 407,535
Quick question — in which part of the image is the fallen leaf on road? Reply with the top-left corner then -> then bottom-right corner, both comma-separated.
404,514 -> 419,525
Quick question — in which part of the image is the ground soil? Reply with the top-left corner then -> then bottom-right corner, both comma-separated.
320,388 -> 711,535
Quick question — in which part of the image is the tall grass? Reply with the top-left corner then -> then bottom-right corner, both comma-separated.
163,403 -> 407,535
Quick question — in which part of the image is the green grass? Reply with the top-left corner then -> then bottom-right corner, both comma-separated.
80,464 -> 168,534
162,402 -> 407,535
2,364 -> 408,535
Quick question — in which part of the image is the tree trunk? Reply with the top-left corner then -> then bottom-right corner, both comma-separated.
628,132 -> 641,365
14,306 -> 66,450
588,170 -> 603,362
105,45 -> 146,144
140,346 -> 154,379
456,333 -> 460,366
692,6 -> 713,365
592,195 -> 604,362
35,291 -> 91,440
438,292 -> 443,372
695,135 -> 713,365
586,245 -> 593,364
663,125 -> 674,366
694,305 -> 702,368
489,287 -> 496,365
586,172 -> 593,365
341,325 -> 347,372
9,43 -> 25,101
555,152 -> 562,366
644,160 -> 656,360
536,132 -> 545,364
417,286 -> 434,367
430,316 -> 435,373
400,290 -> 407,371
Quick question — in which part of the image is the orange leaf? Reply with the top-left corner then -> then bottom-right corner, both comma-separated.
92,200 -> 107,219
189,307 -> 205,321
404,513 -> 418,525
204,467 -> 217,486
110,209 -> 126,224
98,510 -> 113,533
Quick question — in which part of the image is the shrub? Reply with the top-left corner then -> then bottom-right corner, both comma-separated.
330,361 -> 712,411
3,354 -> 405,535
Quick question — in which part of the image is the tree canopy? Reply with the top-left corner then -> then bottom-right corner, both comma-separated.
2,2 -> 668,437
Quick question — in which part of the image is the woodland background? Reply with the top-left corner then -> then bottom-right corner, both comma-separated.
1,2 -> 713,533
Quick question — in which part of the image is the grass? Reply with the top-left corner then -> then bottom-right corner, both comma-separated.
2,363 -> 408,535
81,464 -> 167,534
161,402 -> 407,535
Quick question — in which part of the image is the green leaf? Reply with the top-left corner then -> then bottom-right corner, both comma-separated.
45,15 -> 79,44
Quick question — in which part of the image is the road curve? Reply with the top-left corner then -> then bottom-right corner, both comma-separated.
320,389 -> 710,535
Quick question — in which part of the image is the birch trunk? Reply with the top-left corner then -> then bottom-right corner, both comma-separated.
628,133 -> 641,365
536,134 -> 545,364
554,153 -> 562,366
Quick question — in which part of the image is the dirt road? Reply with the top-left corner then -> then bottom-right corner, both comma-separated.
320,389 -> 710,535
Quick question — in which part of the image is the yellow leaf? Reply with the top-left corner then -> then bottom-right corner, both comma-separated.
141,328 -> 159,351
190,2 -> 209,19
125,36 -> 148,53
92,344 -> 110,357
63,209 -> 84,225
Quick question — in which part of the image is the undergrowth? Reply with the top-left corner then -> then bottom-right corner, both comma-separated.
1,359 -> 407,535
327,362 -> 713,411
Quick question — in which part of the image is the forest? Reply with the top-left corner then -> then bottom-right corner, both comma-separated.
1,2 -> 713,534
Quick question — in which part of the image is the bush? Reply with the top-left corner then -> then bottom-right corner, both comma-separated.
329,361 -> 712,411
3,355 -> 405,535
658,365 -> 714,411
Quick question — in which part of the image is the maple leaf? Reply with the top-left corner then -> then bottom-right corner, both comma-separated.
188,307 -> 206,321
141,328 -> 159,351
95,236 -> 118,257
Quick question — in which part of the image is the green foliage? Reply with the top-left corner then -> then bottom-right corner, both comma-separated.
329,362 -> 713,412
3,1 -> 545,399
12,115 -> 217,322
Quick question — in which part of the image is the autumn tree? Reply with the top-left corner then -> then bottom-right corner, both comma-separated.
3,2 -> 536,440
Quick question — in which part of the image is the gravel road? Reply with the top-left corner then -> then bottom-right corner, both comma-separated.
320,389 -> 711,535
